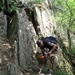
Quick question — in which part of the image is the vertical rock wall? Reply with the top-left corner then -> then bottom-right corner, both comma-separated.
16,0 -> 28,4
16,8 -> 37,69
7,8 -> 38,75
0,12 -> 7,42
34,2 -> 56,37
6,0 -> 74,75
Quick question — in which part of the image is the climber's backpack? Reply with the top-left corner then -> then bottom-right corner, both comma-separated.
44,36 -> 58,44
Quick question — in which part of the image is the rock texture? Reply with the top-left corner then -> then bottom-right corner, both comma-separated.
0,12 -> 7,42
0,0 -> 74,75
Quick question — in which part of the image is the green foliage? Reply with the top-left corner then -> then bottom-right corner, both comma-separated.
51,0 -> 75,55
42,66 -> 48,73
70,47 -> 75,54
28,0 -> 45,3
53,0 -> 75,30
0,0 -> 5,11
53,69 -> 68,75
7,71 -> 11,75
0,0 -> 16,14
8,0 -> 17,12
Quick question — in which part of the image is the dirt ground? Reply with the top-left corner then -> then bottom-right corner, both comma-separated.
0,41 -> 49,75
0,41 -> 14,75
26,72 -> 45,75
0,39 -> 52,75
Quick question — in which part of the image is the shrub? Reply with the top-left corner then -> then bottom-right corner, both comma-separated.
28,0 -> 45,3
53,69 -> 68,75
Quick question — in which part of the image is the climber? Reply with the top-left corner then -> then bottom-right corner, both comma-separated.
36,36 -> 58,57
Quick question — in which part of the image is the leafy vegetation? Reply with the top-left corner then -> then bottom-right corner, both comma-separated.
53,0 -> 75,30
0,0 -> 16,16
7,71 -> 11,75
70,47 -> 75,54
53,69 -> 68,75
51,0 -> 75,54
28,0 -> 45,3
0,0 -> 5,10
7,0 -> 17,13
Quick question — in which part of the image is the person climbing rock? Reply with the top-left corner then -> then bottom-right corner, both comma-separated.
36,36 -> 58,58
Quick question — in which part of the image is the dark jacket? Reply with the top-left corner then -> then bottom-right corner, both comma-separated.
40,36 -> 57,51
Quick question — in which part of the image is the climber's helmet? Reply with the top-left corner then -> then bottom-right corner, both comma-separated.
36,40 -> 42,47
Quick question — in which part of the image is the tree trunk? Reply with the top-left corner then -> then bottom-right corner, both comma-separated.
67,28 -> 71,50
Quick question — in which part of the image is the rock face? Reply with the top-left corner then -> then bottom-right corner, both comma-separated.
0,0 -> 74,75
16,0 -> 28,4
0,12 -> 7,42
17,8 -> 37,69
0,12 -> 14,75
33,2 -> 56,37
